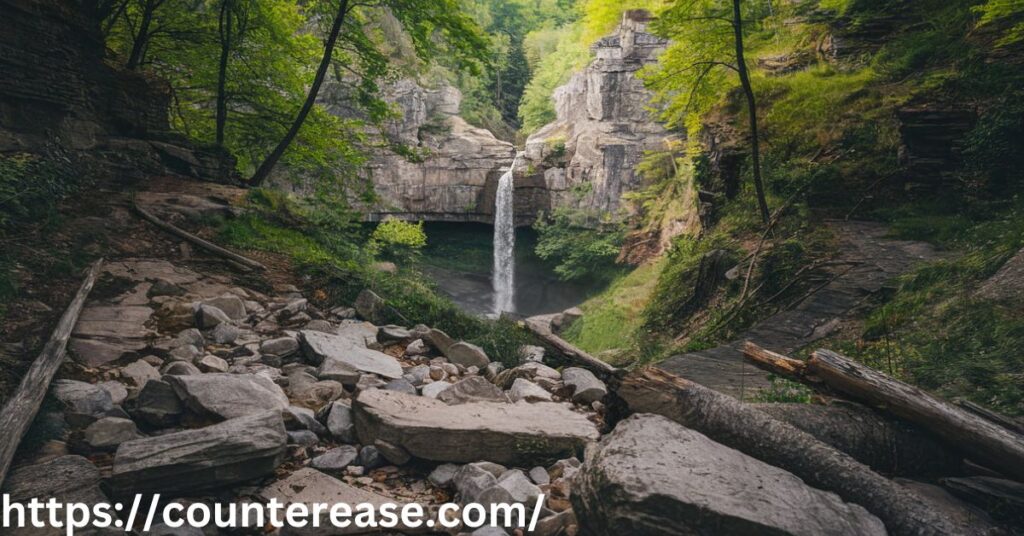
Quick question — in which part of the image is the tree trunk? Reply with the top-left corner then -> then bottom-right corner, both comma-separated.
806,349 -> 1024,481
616,367 -> 960,535
215,0 -> 233,147
732,0 -> 770,224
125,0 -> 156,70
0,260 -> 103,489
248,0 -> 349,186
753,402 -> 963,477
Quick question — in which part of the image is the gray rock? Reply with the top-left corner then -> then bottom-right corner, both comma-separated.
405,339 -> 428,356
196,354 -> 229,373
202,295 -> 247,320
353,289 -> 387,323
283,405 -> 327,436
375,439 -> 412,465
312,445 -> 359,472
324,400 -> 357,443
404,364 -> 430,385
51,380 -> 114,428
352,389 -> 599,465
572,414 -> 886,536
131,380 -> 183,427
429,463 -> 461,488
496,469 -> 543,503
521,345 -> 545,362
483,362 -> 505,381
286,373 -> 345,409
472,461 -> 507,478
261,336 -> 299,358
174,328 -> 205,348
210,323 -> 240,344
109,411 -> 287,496
97,381 -> 128,405
378,325 -> 411,343
384,378 -> 418,396
420,381 -> 452,399
303,319 -> 335,333
529,466 -> 551,485
533,510 -> 576,536
149,279 -> 186,297
357,445 -> 384,470
167,373 -> 289,420
3,455 -> 109,510
562,367 -> 607,404
355,374 -> 387,393
330,306 -> 357,319
302,330 -> 403,384
446,341 -> 490,368
193,304 -> 231,329
288,430 -> 319,447
437,376 -> 509,405
83,417 -> 142,451
424,328 -> 456,354
493,362 -> 561,389
161,361 -> 201,376
120,360 -> 161,390
454,463 -> 499,503
509,378 -> 553,403
168,343 -> 202,362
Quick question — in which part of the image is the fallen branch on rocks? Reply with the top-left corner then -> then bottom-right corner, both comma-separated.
753,402 -> 963,476
955,398 -> 1024,436
806,349 -> 1024,482
523,317 -> 618,378
0,259 -> 104,489
617,366 -> 959,535
742,341 -> 816,384
940,476 -> 1024,525
133,201 -> 266,272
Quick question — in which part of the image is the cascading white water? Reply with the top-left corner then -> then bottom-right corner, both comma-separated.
493,152 -> 522,314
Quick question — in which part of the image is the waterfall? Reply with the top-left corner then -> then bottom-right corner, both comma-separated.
493,152 -> 521,315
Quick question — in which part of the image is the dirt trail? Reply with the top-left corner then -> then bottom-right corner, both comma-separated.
656,220 -> 943,399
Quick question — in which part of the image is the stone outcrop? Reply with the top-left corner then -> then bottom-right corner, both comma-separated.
521,10 -> 676,222
573,414 -> 886,536
319,78 -> 515,224
352,389 -> 600,465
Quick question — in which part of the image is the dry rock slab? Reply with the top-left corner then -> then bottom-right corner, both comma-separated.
109,411 -> 287,496
302,330 -> 402,384
572,414 -> 886,536
353,389 -> 599,465
167,373 -> 289,420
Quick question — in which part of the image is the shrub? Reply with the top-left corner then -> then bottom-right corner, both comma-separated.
534,209 -> 625,284
368,219 -> 427,263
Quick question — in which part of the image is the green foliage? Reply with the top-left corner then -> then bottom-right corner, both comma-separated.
752,376 -> 814,403
534,209 -> 625,283
367,219 -> 427,263
961,97 -> 1024,194
974,0 -> 1024,46
518,23 -> 589,135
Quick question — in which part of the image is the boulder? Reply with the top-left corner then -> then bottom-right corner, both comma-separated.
424,328 -> 456,354
97,381 -> 129,405
561,367 -> 607,404
353,289 -> 387,323
420,381 -> 452,399
324,400 -> 357,443
509,378 -> 553,403
405,339 -> 428,356
572,414 -> 886,536
283,405 -> 327,435
384,378 -> 418,396
210,323 -> 240,344
496,469 -> 543,503
311,445 -> 359,472
120,360 -> 161,389
437,376 -> 509,405
130,380 -> 183,427
51,380 -> 115,428
1,455 -> 108,508
493,362 -> 560,389
429,463 -> 461,488
377,325 -> 412,343
109,411 -> 287,496
446,341 -> 490,368
202,295 -> 247,320
193,304 -> 230,329
161,361 -> 201,376
353,389 -> 599,465
261,336 -> 299,358
167,373 -> 289,420
82,417 -> 142,451
302,330 -> 402,384
196,354 -> 229,373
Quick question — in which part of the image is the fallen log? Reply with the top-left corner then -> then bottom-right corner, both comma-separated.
133,202 -> 266,272
806,349 -> 1024,482
955,398 -> 1024,436
753,402 -> 963,476
617,367 -> 959,535
940,476 -> 1024,525
742,341 -> 816,383
0,259 -> 104,489
523,316 -> 618,378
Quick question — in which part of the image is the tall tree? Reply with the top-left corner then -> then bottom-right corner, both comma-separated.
644,0 -> 772,223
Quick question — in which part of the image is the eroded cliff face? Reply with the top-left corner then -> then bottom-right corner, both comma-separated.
357,80 -> 516,224
521,10 -> 677,222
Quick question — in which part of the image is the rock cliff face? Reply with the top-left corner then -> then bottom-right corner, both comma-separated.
0,0 -> 234,182
357,80 -> 516,224
521,10 -> 676,221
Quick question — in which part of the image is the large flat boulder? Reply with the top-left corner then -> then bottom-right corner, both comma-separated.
109,411 -> 287,496
166,373 -> 289,420
572,414 -> 885,536
353,389 -> 599,465
301,330 -> 402,384
70,305 -> 154,366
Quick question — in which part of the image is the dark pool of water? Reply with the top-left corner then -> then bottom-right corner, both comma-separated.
419,222 -> 595,317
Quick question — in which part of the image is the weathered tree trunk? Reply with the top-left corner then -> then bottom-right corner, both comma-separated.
249,0 -> 350,186
806,349 -> 1024,482
523,317 -> 618,378
940,476 -> 1024,525
753,402 -> 963,476
742,341 -> 815,382
617,367 -> 960,535
731,0 -> 770,224
0,259 -> 103,489
134,202 -> 266,271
